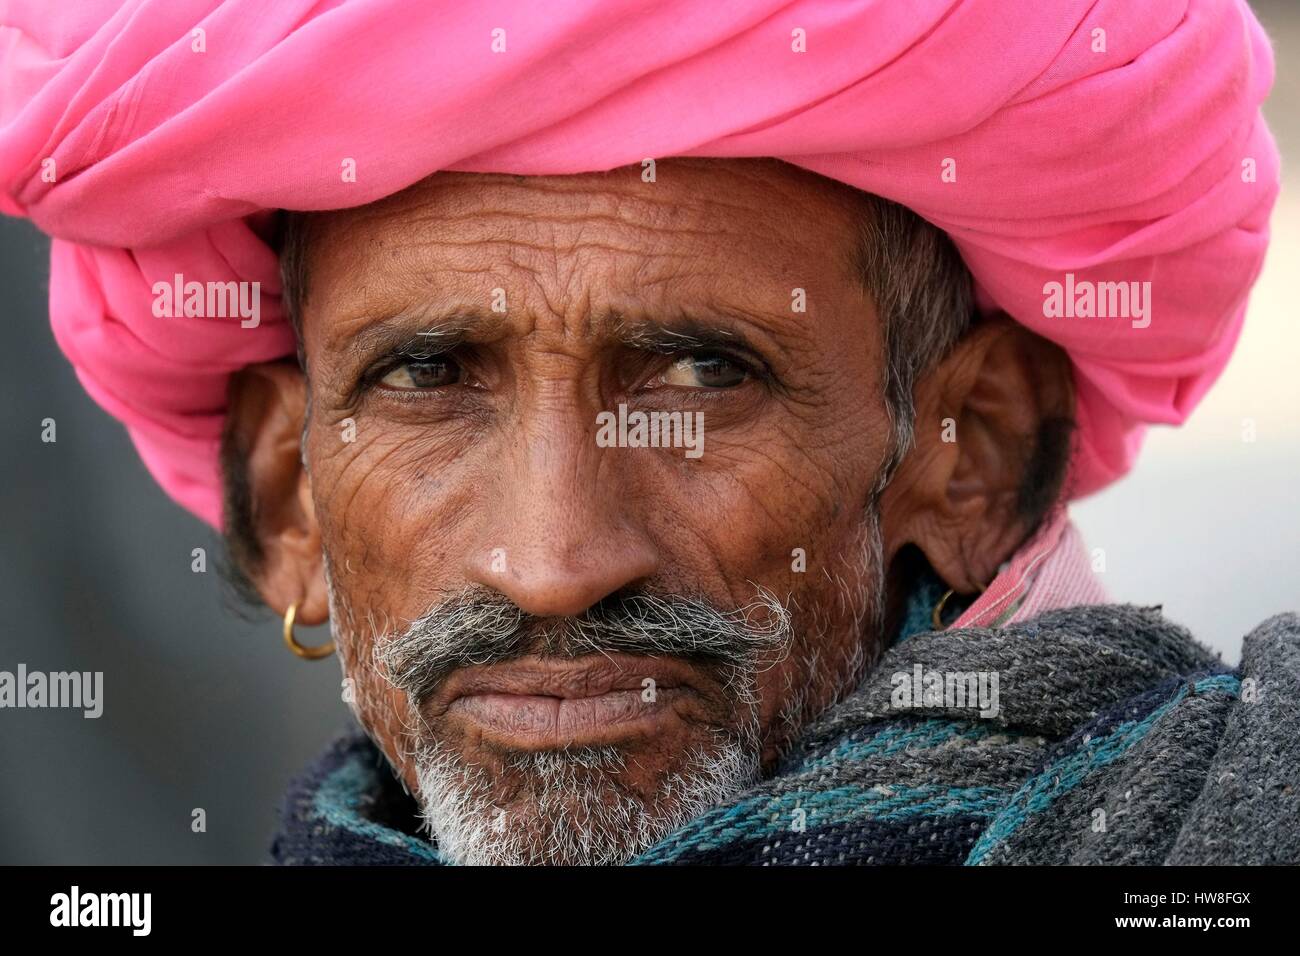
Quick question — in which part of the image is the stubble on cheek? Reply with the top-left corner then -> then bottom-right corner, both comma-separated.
321,558 -> 423,792
751,518 -> 886,765
345,649 -> 427,791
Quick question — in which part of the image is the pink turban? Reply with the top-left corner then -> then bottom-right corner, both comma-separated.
0,0 -> 1278,528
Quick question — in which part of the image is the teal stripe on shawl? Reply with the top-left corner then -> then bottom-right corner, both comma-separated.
797,717 -> 1033,772
965,674 -> 1240,864
633,781 -> 1011,865
312,754 -> 444,863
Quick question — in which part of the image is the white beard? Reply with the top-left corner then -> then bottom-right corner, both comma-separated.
413,736 -> 759,866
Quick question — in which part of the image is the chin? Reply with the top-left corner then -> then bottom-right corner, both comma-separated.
412,736 -> 760,866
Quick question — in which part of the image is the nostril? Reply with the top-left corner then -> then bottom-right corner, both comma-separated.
468,539 -> 659,620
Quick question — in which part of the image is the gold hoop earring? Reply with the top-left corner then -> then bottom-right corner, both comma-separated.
283,602 -> 334,660
931,583 -> 987,631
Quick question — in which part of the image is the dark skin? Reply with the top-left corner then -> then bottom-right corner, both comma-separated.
228,158 -> 1072,823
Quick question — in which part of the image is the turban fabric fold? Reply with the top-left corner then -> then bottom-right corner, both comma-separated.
0,0 -> 1279,527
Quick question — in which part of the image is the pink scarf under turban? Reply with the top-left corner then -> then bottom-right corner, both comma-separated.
0,0 -> 1279,528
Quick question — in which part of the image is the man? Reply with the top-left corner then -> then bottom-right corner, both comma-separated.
2,1 -> 1295,865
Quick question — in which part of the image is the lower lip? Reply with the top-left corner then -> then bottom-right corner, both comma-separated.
449,689 -> 676,749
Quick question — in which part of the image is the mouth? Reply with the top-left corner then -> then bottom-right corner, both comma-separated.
430,654 -> 709,751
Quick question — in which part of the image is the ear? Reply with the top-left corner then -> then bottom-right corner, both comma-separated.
225,360 -> 329,626
880,316 -> 1074,593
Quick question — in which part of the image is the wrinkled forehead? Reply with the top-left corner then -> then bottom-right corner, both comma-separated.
291,158 -> 873,350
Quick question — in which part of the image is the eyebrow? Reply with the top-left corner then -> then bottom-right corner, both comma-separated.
342,303 -> 767,351
612,316 -> 745,354
612,314 -> 778,380
340,305 -> 504,361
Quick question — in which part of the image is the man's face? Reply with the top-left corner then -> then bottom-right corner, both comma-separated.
294,159 -> 897,863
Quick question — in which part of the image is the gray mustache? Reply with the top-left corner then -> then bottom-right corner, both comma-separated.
374,586 -> 791,704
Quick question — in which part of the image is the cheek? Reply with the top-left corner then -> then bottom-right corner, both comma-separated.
310,421 -> 485,614
659,407 -> 884,593
681,418 -> 889,743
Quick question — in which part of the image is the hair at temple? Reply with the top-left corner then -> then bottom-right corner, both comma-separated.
217,191 -> 1075,611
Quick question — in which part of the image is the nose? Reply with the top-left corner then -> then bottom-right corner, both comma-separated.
464,426 -> 659,618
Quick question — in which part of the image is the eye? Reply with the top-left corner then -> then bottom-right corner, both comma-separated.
659,352 -> 751,389
379,357 -> 464,390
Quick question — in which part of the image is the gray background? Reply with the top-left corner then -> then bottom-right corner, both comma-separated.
2,2 -> 1296,864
